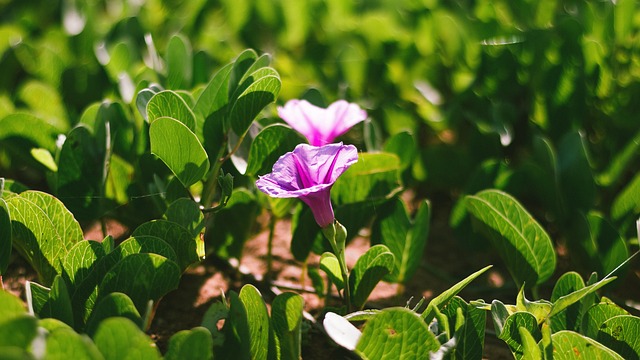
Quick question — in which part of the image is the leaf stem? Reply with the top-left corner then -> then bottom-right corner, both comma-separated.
201,140 -> 227,208
266,214 -> 276,282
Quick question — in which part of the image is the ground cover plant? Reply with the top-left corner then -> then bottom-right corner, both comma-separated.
1,0 -> 640,359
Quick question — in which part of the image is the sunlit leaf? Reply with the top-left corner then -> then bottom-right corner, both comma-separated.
132,220 -> 200,271
239,285 -> 270,360
166,35 -> 193,89
581,299 -> 629,339
165,327 -> 213,360
272,292 -> 304,360
356,307 -> 440,359
85,292 -> 142,336
349,244 -> 394,310
596,315 -> 640,359
465,190 -> 555,286
332,152 -> 402,205
548,331 -> 623,359
149,117 -> 209,188
93,317 -> 161,360
245,124 -> 305,177
147,91 -> 197,133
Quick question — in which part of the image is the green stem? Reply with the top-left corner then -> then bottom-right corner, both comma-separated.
201,142 -> 227,208
325,226 -> 351,312
266,215 -> 276,282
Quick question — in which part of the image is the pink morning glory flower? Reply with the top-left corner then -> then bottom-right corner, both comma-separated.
256,142 -> 359,228
278,99 -> 367,146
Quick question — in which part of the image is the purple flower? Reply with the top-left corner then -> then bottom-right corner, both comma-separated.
278,99 -> 367,146
256,143 -> 359,228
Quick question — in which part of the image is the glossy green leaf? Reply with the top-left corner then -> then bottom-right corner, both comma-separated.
515,286 -> 552,325
7,191 -> 84,286
132,220 -> 200,271
45,327 -> 103,360
228,71 -> 281,137
332,152 -> 402,205
596,315 -> 640,359
165,327 -> 213,360
147,91 -> 196,133
349,244 -> 394,310
85,292 -> 142,336
193,62 -> 233,150
272,292 -> 304,360
465,190 -> 555,286
581,300 -> 629,339
136,88 -> 157,122
239,285 -> 270,360
371,198 -> 430,283
245,124 -> 305,177
549,331 -> 623,359
228,49 -> 259,97
0,199 -> 10,275
149,117 -> 209,188
30,148 -> 57,172
356,307 -> 440,359
93,317 -> 161,360
319,252 -> 344,290
208,189 -> 259,259
422,265 -> 492,323
25,280 -> 49,316
166,35 -> 193,90
498,312 -> 540,359
98,253 -> 180,314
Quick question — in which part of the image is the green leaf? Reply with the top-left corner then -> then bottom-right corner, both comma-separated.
548,276 -> 617,319
0,199 -> 11,275
165,327 -> 213,360
239,285 -> 270,360
557,131 -> 596,212
228,49 -> 259,97
439,297 -> 486,360
356,307 -> 440,359
221,291 -> 251,359
98,253 -> 181,314
549,331 -> 623,359
85,292 -> 142,336
611,172 -> 640,220
272,292 -> 304,360
0,113 -> 59,153
193,62 -> 233,153
515,286 -> 552,325
40,275 -> 74,327
7,191 -> 84,286
25,280 -> 49,316
581,299 -> 629,339
498,312 -> 540,359
383,131 -> 416,171
93,317 -> 161,360
117,235 -> 179,265
201,302 -> 228,348
149,117 -> 210,188
45,327 -> 103,360
519,327 -> 542,360
465,190 -> 556,286
0,315 -> 38,349
164,198 -> 205,239
319,252 -> 344,290
371,198 -> 430,283
166,35 -> 193,90
0,290 -> 28,323
228,72 -> 281,138
615,0 -> 636,43
549,272 -> 593,332
567,212 -> 629,276
348,244 -> 394,310
245,124 -> 305,177
136,88 -> 157,122
147,91 -> 196,133
596,315 -> 640,359
18,80 -> 68,131
132,220 -> 200,271
422,265 -> 492,323
208,189 -> 259,259
55,125 -> 103,222
30,148 -> 57,172
331,152 -> 402,205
